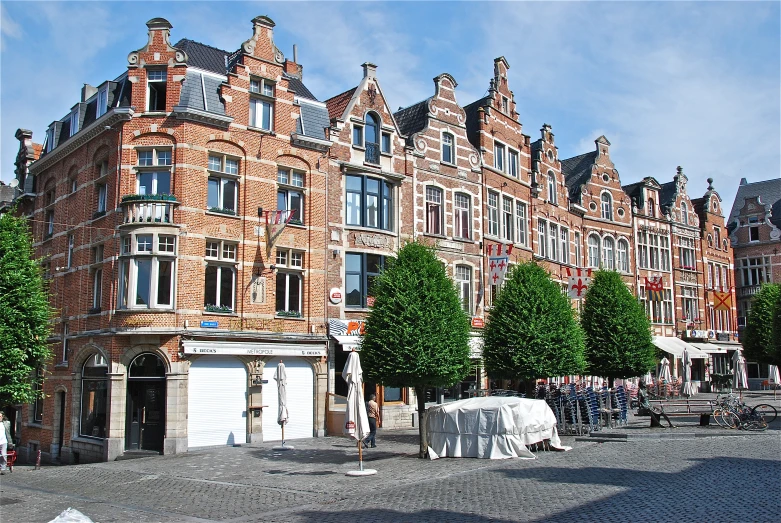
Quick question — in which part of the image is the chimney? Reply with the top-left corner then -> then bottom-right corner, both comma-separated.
362,62 -> 377,80
82,84 -> 98,102
293,44 -> 297,63
740,177 -> 748,186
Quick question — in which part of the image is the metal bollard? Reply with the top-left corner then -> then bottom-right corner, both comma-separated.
35,449 -> 41,470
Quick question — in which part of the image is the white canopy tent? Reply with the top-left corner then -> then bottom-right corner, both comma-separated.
426,397 -> 570,460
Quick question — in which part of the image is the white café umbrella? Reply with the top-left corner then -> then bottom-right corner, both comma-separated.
769,365 -> 781,399
342,351 -> 376,476
272,361 -> 293,451
732,350 -> 749,398
658,357 -> 672,397
680,348 -> 697,397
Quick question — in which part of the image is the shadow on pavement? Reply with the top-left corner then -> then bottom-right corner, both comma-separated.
500,456 -> 781,522
289,508 -> 518,523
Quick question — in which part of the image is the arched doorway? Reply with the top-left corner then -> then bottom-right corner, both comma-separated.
125,353 -> 166,452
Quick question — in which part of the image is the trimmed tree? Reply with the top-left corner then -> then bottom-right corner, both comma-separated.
0,211 -> 54,407
581,270 -> 656,385
743,283 -> 780,366
483,262 -> 585,396
360,240 -> 471,458
774,289 -> 781,367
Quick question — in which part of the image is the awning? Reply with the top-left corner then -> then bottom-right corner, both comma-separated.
331,335 -> 362,351
652,336 -> 709,359
688,342 -> 742,354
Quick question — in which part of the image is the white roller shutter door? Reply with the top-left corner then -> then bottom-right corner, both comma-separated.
188,356 -> 247,448
262,358 -> 314,441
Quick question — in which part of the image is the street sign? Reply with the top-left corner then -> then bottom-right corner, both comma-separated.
200,321 -> 219,328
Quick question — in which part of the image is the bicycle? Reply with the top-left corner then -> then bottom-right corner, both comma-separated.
750,403 -> 778,424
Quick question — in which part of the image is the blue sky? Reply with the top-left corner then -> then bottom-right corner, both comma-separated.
2,1 -> 779,211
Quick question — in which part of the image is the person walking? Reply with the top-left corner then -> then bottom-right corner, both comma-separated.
363,393 -> 380,448
0,411 -> 12,475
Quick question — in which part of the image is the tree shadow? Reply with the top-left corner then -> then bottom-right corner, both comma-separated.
287,508 -> 519,523
500,456 -> 781,522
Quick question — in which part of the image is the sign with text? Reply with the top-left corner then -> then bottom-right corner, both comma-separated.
183,343 -> 326,357
200,321 -> 219,328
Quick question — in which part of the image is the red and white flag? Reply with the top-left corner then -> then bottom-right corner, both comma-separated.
566,267 -> 592,299
488,256 -> 510,286
487,244 -> 513,256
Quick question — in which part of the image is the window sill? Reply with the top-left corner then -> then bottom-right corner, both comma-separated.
344,225 -> 395,235
248,126 -> 275,136
27,422 -> 43,429
440,161 -> 457,168
423,233 -> 447,240
116,308 -> 175,313
202,311 -> 238,317
141,111 -> 168,117
206,210 -> 240,219
450,237 -> 474,244
207,169 -> 241,181
363,161 -> 381,168
275,314 -> 304,320
345,307 -> 371,312
352,145 -> 366,151
88,307 -> 101,315
55,362 -> 69,368
71,436 -> 106,444
380,151 -> 392,158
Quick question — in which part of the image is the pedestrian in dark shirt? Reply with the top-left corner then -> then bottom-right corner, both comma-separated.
363,394 -> 380,448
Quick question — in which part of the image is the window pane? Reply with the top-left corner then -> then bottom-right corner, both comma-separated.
366,194 -> 378,227
138,150 -> 153,166
137,235 -> 153,252
156,172 -> 171,195
353,126 -> 363,146
365,114 -> 378,144
261,101 -> 272,130
346,253 -> 361,273
120,260 -> 129,308
225,158 -> 238,174
346,191 -> 361,225
384,387 -> 401,402
80,379 -> 107,438
366,254 -> 382,274
290,191 -> 303,221
208,178 -> 220,208
222,180 -> 236,211
157,151 -> 171,166
138,172 -> 153,194
275,272 -> 287,311
346,176 -> 362,192
289,274 -> 301,312
382,133 -> 391,153
135,259 -> 151,306
277,169 -> 289,185
219,268 -> 234,308
157,260 -> 172,306
291,172 -> 304,187
263,82 -> 274,97
345,274 -> 361,306
208,156 -> 222,171
204,266 -> 217,306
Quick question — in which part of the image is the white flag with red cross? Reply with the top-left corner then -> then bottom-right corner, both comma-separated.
488,256 -> 510,286
486,244 -> 514,257
566,267 -> 592,299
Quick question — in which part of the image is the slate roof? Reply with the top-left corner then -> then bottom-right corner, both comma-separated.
297,99 -> 329,141
729,178 -> 781,229
393,100 -> 429,138
560,151 -> 597,202
174,38 -> 230,74
463,97 -> 489,150
659,180 -> 678,214
287,76 -> 318,102
177,71 -> 227,115
325,87 -> 356,120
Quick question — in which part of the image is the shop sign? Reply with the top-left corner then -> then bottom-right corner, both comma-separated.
686,329 -> 708,338
329,287 -> 343,304
328,318 -> 365,336
471,318 -> 485,328
200,321 -> 219,328
183,344 -> 326,357
716,332 -> 731,342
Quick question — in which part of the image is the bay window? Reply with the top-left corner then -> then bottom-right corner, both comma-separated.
119,233 -> 176,309
346,175 -> 393,231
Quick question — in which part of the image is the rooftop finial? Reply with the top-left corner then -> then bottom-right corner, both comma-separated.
707,177 -> 714,190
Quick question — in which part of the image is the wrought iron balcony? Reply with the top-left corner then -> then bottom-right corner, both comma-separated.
365,142 -> 380,165
737,285 -> 761,298
120,194 -> 179,225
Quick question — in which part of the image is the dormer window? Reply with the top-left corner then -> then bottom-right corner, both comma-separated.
45,127 -> 55,152
647,197 -> 655,218
146,69 -> 167,112
249,78 -> 274,131
442,133 -> 454,164
69,109 -> 79,137
97,87 -> 109,118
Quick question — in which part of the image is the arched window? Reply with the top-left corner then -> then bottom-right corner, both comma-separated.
602,236 -> 615,269
129,353 -> 166,378
601,192 -> 613,220
647,198 -> 655,218
681,202 -> 688,225
588,235 -> 601,267
617,239 -> 629,273
80,353 -> 108,438
548,172 -> 557,205
364,113 -> 380,164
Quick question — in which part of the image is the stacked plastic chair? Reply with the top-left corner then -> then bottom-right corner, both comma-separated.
584,387 -> 602,432
614,385 -> 629,426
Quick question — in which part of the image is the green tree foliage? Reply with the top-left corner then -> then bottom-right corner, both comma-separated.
743,283 -> 780,366
0,211 -> 53,406
360,240 -> 471,457
774,289 -> 781,367
581,270 -> 655,383
483,262 -> 585,392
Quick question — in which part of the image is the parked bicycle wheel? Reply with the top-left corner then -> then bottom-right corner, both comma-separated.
741,419 -> 767,431
712,408 -> 729,428
751,404 -> 778,423
719,410 -> 740,429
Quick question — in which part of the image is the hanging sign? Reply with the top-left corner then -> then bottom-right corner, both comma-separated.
329,287 -> 343,304
488,256 -> 510,286
645,276 -> 664,302
567,267 -> 592,299
713,289 -> 732,311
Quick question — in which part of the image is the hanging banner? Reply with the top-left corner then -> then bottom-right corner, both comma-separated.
645,276 -> 664,302
566,267 -> 592,299
487,244 -> 513,256
713,290 -> 732,311
488,256 -> 510,286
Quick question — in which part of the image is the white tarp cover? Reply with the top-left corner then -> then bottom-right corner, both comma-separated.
426,397 -> 571,460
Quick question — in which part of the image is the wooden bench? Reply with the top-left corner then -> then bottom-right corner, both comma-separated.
643,399 -> 716,426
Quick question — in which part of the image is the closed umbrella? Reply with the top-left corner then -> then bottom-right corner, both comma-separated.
681,348 -> 697,397
769,365 -> 781,399
342,351 -> 376,476
732,351 -> 749,398
272,361 -> 293,451
658,357 -> 672,397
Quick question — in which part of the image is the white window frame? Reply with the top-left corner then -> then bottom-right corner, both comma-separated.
67,234 -> 74,268
69,109 -> 79,137
454,192 -> 471,240
455,264 -> 472,314
549,223 -> 558,261
587,234 -> 601,268
547,172 -> 557,205
494,142 -> 505,172
601,192 -> 613,220
617,239 -> 629,273
537,219 -> 547,258
508,149 -> 519,178
560,227 -> 570,265
502,196 -> 514,242
277,168 -> 305,225
249,78 -> 275,131
97,87 -> 109,118
274,248 -> 304,316
146,68 -> 167,112
681,202 -> 689,225
92,267 -> 103,310
118,233 -> 177,310
574,231 -> 582,266
97,183 -> 107,213
425,186 -> 443,235
602,236 -> 615,270
515,201 -> 527,246
487,191 -> 499,238
442,132 -> 455,164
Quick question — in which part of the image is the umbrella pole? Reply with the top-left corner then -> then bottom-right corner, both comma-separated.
358,439 -> 364,471
281,424 -> 285,448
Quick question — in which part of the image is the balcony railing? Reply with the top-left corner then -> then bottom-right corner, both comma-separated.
121,194 -> 178,225
365,142 -> 380,165
737,285 -> 761,298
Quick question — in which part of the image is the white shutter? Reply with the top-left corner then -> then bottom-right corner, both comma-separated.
262,358 -> 314,441
188,356 -> 247,448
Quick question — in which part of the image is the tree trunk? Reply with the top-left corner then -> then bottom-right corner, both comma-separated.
524,379 -> 536,399
415,385 -> 428,458
608,376 -> 614,388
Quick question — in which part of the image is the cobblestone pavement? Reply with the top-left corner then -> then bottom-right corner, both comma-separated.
1,421 -> 779,522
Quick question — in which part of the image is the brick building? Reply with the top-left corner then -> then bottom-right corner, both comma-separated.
728,176 -> 781,385
7,15 -> 740,463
